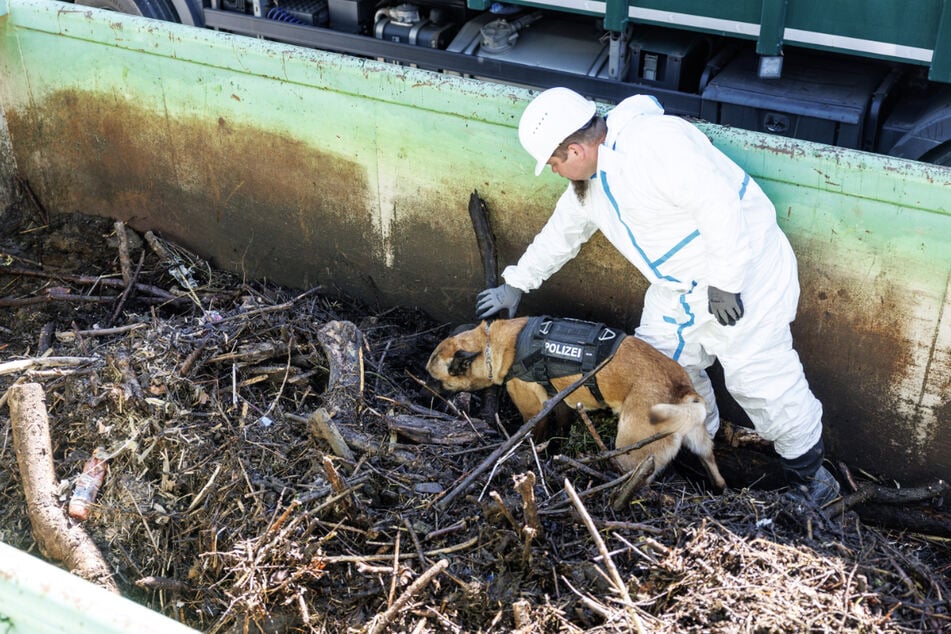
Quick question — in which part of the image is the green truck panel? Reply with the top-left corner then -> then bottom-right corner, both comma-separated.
472,0 -> 948,78
0,0 -> 948,486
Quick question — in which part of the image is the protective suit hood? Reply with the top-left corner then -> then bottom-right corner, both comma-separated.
605,95 -> 665,147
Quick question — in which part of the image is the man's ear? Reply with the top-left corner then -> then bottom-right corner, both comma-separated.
448,349 -> 481,376
574,140 -> 600,161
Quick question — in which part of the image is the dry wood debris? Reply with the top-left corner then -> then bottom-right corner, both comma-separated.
0,206 -> 948,633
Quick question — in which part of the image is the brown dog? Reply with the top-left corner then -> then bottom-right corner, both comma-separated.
426,317 -> 725,489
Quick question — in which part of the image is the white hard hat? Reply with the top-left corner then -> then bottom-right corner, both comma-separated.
518,87 -> 597,176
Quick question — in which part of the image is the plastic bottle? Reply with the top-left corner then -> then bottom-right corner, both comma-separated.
68,447 -> 109,521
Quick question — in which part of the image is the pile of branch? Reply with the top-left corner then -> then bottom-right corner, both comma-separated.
0,211 -> 948,634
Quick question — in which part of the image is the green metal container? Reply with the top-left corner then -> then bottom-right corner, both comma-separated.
0,0 -> 948,486
0,541 -> 199,633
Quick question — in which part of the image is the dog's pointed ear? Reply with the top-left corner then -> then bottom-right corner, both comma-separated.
448,349 -> 481,376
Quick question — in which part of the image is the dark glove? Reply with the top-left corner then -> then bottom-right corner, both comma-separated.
476,283 -> 522,319
708,286 -> 744,326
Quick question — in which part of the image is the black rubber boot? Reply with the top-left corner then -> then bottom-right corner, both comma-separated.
780,438 -> 840,508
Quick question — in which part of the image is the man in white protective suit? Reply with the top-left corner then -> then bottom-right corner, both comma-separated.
476,87 -> 839,508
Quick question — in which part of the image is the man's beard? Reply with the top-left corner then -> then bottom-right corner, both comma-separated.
571,178 -> 589,203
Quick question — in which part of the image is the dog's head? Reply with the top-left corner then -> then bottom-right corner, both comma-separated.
426,321 -> 494,392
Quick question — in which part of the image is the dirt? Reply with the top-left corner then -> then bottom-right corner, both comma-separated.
0,199 -> 948,633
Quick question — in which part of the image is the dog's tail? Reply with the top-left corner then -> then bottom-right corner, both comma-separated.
648,394 -> 706,431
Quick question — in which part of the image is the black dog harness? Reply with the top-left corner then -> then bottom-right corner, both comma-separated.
505,316 -> 626,404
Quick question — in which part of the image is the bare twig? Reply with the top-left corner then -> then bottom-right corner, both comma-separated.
366,558 -> 449,634
521,526 -> 537,565
0,356 -> 99,376
186,464 -> 222,513
578,431 -> 673,464
552,454 -> 613,482
37,321 -> 55,355
309,407 -> 355,462
55,322 -> 147,343
15,175 -> 48,224
542,462 -> 660,516
321,538 -> 477,563
0,290 -> 118,307
110,248 -> 145,326
2,266 -> 181,301
489,491 -> 520,532
468,189 -> 502,423
403,517 -> 429,566
322,455 -> 366,522
611,455 -> 656,512
134,576 -> 188,593
564,478 -> 645,633
576,403 -> 609,453
177,332 -> 214,376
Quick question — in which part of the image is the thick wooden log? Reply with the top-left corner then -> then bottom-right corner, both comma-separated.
386,413 -> 493,445
288,412 -> 419,465
825,479 -> 949,534
852,502 -> 951,537
8,383 -> 119,592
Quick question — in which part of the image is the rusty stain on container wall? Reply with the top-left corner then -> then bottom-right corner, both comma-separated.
7,90 -> 381,297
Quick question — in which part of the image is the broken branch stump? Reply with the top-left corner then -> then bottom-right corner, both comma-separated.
8,382 -> 119,593
113,220 -> 133,286
468,189 -> 501,423
513,472 -> 543,538
316,320 -> 365,421
467,190 -> 498,288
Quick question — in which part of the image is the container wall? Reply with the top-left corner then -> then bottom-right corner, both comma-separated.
0,541 -> 199,633
0,0 -> 948,483
0,0 -> 16,211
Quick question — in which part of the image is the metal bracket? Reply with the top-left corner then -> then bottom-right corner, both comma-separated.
756,0 -> 788,78
607,25 -> 632,81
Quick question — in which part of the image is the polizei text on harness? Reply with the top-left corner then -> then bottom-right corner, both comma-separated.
544,341 -> 584,361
